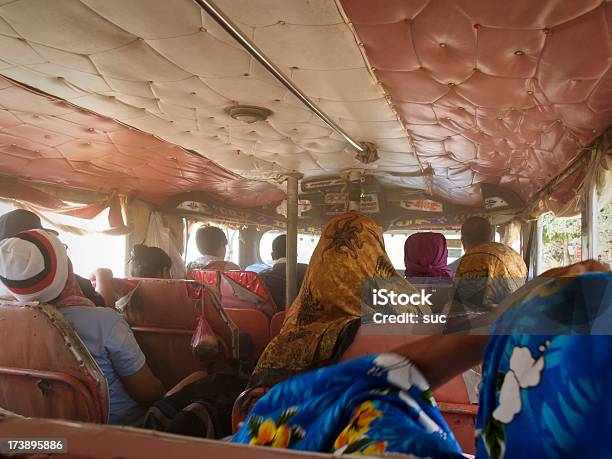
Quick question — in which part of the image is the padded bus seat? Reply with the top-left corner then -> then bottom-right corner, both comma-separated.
120,279 -> 205,388
340,326 -> 477,455
225,308 -> 270,358
190,270 -> 277,318
120,278 -> 240,388
0,301 -> 108,423
270,311 -> 285,338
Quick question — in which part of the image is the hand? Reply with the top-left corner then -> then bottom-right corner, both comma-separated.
90,268 -> 113,281
540,260 -> 609,278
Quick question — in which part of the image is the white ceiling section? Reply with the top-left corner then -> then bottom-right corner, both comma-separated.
0,0 -> 426,192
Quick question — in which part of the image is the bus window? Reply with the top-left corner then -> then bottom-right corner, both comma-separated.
258,230 -> 320,265
542,212 -> 582,271
185,223 -> 240,267
598,200 -> 611,266
0,202 -> 126,277
383,230 -> 462,270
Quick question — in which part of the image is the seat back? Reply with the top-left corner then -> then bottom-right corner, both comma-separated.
120,279 -> 204,388
225,308 -> 270,358
190,270 -> 277,318
0,413 -> 358,459
340,326 -> 477,455
0,301 -> 108,423
270,311 -> 285,338
120,278 -> 240,388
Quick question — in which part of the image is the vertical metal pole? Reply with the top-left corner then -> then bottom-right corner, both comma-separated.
286,174 -> 301,307
534,216 -> 543,275
581,171 -> 599,261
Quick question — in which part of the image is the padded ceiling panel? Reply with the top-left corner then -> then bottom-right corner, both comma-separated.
341,0 -> 612,205
0,77 -> 285,207
0,0 -> 426,193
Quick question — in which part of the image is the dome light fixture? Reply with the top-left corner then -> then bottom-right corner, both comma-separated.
226,105 -> 272,123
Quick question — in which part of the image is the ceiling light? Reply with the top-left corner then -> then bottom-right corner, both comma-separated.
226,105 -> 272,123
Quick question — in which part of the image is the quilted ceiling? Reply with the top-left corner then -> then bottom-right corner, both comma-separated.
0,0 -> 609,208
340,0 -> 612,205
0,77 -> 284,206
0,0 -> 426,196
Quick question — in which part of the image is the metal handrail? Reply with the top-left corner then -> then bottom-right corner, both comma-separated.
191,0 -> 365,153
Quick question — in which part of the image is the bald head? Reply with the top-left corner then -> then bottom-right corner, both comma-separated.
461,216 -> 492,250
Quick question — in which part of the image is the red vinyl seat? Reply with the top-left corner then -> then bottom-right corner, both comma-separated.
269,311 -> 285,338
225,308 -> 270,358
120,278 -> 238,388
189,270 -> 277,319
0,301 -> 109,423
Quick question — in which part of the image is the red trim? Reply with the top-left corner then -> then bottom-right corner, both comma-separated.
8,230 -> 58,295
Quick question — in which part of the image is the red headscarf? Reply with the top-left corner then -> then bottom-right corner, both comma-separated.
54,259 -> 96,309
404,232 -> 452,280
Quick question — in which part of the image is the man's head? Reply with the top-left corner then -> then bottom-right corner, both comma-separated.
0,229 -> 69,302
271,234 -> 287,261
0,209 -> 57,241
460,216 -> 493,251
195,226 -> 227,258
130,244 -> 172,278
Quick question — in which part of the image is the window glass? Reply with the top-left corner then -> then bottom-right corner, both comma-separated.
541,212 -> 582,271
383,229 -> 462,269
185,222 -> 240,266
258,230 -> 320,265
0,202 -> 126,277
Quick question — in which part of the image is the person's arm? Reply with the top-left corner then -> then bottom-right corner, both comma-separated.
391,260 -> 609,389
119,364 -> 166,403
106,313 -> 166,403
92,268 -> 117,308
391,335 -> 488,390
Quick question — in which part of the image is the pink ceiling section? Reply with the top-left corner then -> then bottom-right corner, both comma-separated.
341,0 -> 612,205
0,77 -> 284,207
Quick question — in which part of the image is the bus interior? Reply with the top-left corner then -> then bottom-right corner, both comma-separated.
0,0 -> 610,458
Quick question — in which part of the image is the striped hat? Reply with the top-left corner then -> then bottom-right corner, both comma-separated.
0,229 -> 69,303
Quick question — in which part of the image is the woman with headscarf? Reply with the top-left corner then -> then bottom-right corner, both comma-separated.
231,261 -> 611,458
404,232 -> 453,284
249,212 -> 429,389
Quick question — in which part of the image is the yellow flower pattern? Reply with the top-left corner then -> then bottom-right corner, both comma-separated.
333,401 -> 386,455
248,407 -> 304,449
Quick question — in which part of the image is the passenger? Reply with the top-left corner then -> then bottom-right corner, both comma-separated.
452,216 -> 527,314
259,234 -> 308,309
130,244 -> 172,278
244,261 -> 271,273
0,209 -> 106,307
186,226 -> 240,272
403,232 -> 452,284
93,244 -> 173,307
248,212 -> 428,389
0,229 -> 166,425
231,261 -> 611,458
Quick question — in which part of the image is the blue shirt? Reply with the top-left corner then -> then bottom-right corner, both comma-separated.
60,306 -> 146,425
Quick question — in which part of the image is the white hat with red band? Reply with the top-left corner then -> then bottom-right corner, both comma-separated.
0,229 -> 69,303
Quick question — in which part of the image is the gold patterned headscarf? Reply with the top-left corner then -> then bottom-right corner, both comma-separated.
452,241 -> 527,313
249,212 -> 427,387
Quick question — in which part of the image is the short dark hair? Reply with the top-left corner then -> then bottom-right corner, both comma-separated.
195,226 -> 227,255
461,216 -> 493,246
271,234 -> 286,260
131,244 -> 172,278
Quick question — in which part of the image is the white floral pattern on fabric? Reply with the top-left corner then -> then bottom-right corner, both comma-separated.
373,353 -> 430,392
493,346 -> 546,424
